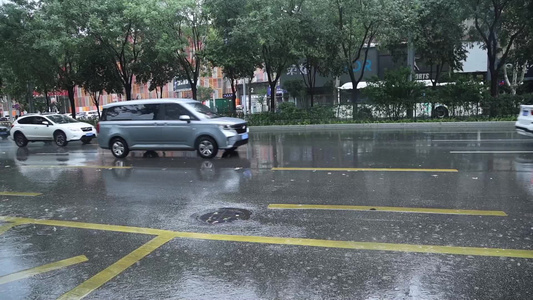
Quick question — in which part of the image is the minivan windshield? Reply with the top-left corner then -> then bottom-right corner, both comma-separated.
188,102 -> 220,119
46,114 -> 79,124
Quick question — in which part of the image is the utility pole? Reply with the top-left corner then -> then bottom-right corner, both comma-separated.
407,31 -> 415,118
243,78 -> 247,115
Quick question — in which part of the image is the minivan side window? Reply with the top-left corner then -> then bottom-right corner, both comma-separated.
103,104 -> 161,121
162,104 -> 196,120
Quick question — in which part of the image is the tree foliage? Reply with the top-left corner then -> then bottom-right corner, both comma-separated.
466,0 -> 531,97
414,0 -> 467,87
363,68 -> 425,120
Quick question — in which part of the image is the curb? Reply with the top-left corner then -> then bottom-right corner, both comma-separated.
249,121 -> 515,132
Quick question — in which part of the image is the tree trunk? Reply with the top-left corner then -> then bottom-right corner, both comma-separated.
490,75 -> 499,97
231,79 -> 237,112
91,91 -> 101,119
67,85 -> 76,119
124,82 -> 132,100
191,82 -> 197,100
351,87 -> 358,119
269,82 -> 277,112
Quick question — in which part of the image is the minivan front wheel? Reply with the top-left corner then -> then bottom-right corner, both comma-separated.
196,136 -> 218,159
111,138 -> 129,158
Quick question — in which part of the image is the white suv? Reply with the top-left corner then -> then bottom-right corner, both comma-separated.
10,114 -> 97,147
516,105 -> 533,137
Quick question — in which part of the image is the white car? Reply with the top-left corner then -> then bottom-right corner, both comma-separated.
10,114 -> 97,147
516,105 -> 533,137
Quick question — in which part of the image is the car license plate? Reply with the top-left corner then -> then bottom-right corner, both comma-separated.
85,133 -> 95,137
523,110 -> 529,116
241,133 -> 248,140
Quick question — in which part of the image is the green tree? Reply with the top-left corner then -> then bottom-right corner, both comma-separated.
35,0 -> 92,117
282,80 -> 306,104
0,1 -> 42,112
235,0 -> 300,112
85,0 -> 152,100
205,0 -> 261,112
363,68 -> 425,120
79,42 -> 123,118
153,0 -> 210,101
135,46 -> 183,99
414,0 -> 468,88
331,0 -> 386,105
466,0 -> 531,97
197,86 -> 214,102
293,0 -> 339,107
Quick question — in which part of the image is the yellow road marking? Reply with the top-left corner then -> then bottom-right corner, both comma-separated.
0,255 -> 88,285
268,204 -> 508,216
58,235 -> 173,300
171,231 -> 533,259
0,221 -> 27,235
272,167 -> 458,172
0,216 -> 170,236
1,216 -> 532,259
19,165 -> 131,169
0,192 -> 42,197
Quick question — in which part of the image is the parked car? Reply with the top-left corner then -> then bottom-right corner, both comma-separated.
0,125 -> 9,140
10,113 -> 97,147
515,105 -> 533,137
97,98 -> 249,159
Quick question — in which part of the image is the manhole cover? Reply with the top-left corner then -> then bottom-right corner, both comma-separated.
198,208 -> 251,224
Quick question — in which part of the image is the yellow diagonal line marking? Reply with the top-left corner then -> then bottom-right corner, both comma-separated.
268,204 -> 508,216
19,165 -> 131,169
0,216 -> 170,236
58,235 -> 174,300
0,192 -> 42,197
1,216 -> 532,260
0,221 -> 25,235
0,255 -> 88,285
272,167 -> 458,172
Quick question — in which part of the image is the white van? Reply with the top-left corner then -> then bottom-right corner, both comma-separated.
515,105 -> 533,137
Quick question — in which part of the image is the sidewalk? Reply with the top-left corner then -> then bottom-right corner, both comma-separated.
249,121 -> 515,132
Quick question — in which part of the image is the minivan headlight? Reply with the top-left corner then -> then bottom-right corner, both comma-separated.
219,125 -> 233,131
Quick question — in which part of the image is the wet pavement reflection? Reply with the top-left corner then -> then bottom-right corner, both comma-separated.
1,126 -> 533,299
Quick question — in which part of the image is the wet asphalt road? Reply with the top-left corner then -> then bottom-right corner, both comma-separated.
1,123 -> 533,299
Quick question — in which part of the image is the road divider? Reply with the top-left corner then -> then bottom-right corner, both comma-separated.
272,167 -> 458,173
268,204 -> 508,216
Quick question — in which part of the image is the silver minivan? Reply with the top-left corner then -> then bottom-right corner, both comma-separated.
96,99 -> 249,158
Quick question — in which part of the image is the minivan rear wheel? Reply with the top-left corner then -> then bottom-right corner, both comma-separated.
111,138 -> 129,158
196,136 -> 218,159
